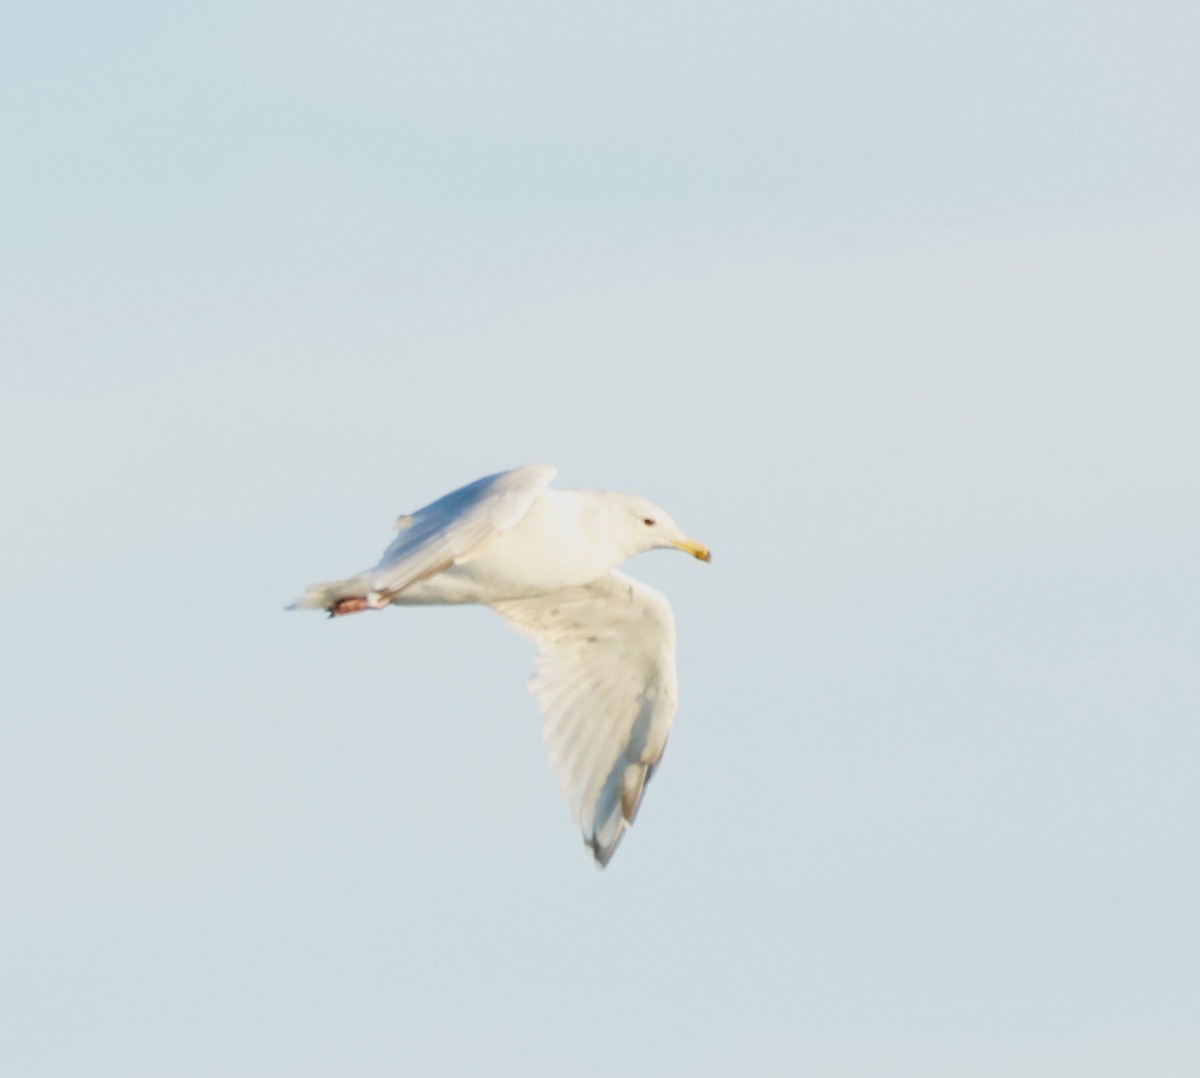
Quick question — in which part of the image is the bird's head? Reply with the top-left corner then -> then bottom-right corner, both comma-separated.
615,494 -> 712,563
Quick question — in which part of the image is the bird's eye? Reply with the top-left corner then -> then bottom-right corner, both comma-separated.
643,517 -> 656,526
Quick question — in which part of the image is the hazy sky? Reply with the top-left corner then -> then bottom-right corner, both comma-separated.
2,3 -> 1197,1075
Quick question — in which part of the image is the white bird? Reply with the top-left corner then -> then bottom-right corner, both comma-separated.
289,465 -> 711,866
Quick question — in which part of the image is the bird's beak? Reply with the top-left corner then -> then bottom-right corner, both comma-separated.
672,537 -> 712,562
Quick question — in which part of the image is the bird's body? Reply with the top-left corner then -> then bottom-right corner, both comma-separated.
289,465 -> 710,866
392,490 -> 635,605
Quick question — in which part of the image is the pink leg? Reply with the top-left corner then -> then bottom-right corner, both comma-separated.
329,596 -> 371,616
328,592 -> 389,617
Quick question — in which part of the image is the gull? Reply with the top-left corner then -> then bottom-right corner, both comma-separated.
289,465 -> 711,866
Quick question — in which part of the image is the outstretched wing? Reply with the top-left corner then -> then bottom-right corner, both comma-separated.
291,464 -> 556,610
493,571 -> 679,866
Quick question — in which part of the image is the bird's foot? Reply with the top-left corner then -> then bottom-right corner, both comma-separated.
328,591 -> 389,617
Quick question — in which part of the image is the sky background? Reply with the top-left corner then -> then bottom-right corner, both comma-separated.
1,2 -> 1197,1075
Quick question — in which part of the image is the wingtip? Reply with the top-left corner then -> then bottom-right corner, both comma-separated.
585,821 -> 629,869
587,837 -> 615,869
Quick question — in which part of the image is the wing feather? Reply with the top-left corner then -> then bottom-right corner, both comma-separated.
290,465 -> 556,610
370,464 -> 556,598
493,571 -> 679,866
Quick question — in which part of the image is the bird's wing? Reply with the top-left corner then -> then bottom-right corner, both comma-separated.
368,464 -> 557,597
290,465 -> 556,611
492,571 -> 679,866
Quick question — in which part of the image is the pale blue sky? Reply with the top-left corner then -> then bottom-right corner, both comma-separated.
1,3 -> 1197,1075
